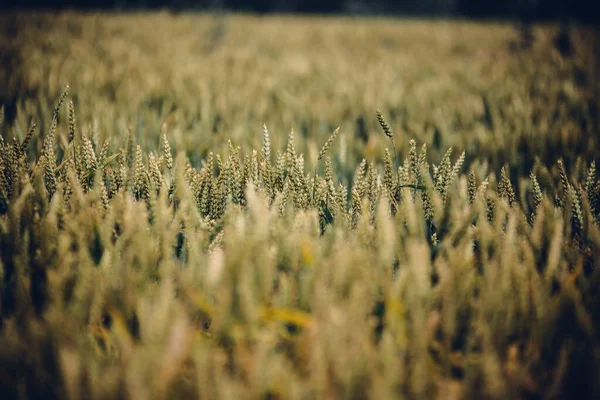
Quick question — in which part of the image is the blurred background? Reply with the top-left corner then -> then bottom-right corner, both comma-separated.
1,0 -> 598,23
1,0 -> 599,177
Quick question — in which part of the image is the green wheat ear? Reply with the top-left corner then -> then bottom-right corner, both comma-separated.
43,118 -> 58,199
467,170 -> 477,205
314,127 -> 340,203
585,161 -> 596,197
498,166 -> 516,208
570,184 -> 584,235
376,109 -> 399,173
161,124 -> 173,171
52,84 -> 69,121
20,121 -> 36,156
530,171 -> 543,217
557,159 -> 569,208
318,126 -> 340,161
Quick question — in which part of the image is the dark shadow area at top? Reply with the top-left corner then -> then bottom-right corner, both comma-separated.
0,0 -> 599,24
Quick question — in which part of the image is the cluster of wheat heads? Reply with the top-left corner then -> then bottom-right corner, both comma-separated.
1,88 -> 600,399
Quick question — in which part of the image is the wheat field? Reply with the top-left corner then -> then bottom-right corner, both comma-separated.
0,11 -> 599,399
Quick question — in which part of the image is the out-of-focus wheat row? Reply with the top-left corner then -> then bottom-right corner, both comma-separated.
0,12 -> 599,400
2,12 -> 598,173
